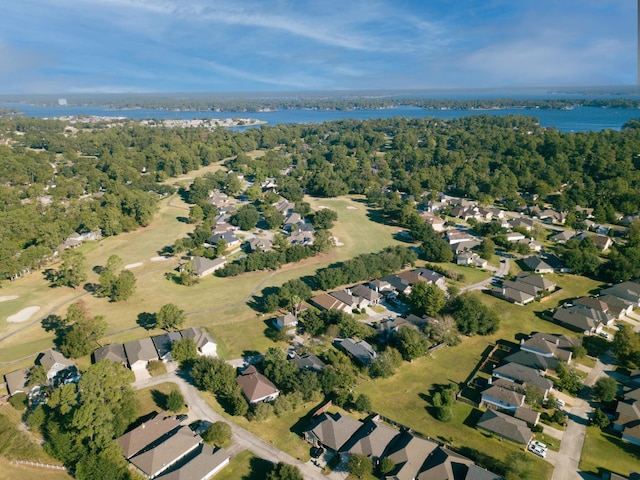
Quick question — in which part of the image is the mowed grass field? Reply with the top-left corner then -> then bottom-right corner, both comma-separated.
0,174 -> 403,371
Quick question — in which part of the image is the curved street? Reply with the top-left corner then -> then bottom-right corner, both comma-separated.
133,370 -> 345,480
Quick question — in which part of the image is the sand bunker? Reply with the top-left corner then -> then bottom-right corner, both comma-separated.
331,236 -> 344,247
7,306 -> 40,323
125,262 -> 143,269
150,256 -> 171,262
318,205 -> 329,209
346,206 -> 358,210
0,295 -> 19,303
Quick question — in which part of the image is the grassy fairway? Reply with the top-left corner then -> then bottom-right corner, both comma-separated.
580,425 -> 640,477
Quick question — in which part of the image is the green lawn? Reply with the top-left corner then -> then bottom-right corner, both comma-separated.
200,391 -> 314,462
213,450 -> 272,480
580,425 -> 640,478
136,382 -> 187,417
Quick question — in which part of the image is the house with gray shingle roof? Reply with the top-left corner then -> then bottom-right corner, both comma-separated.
117,413 -> 182,459
334,338 -> 377,366
179,327 -> 217,357
4,368 -> 31,396
304,412 -> 363,452
152,332 -> 183,362
492,362 -> 554,396
476,409 -> 532,445
339,417 -> 399,462
129,426 -> 202,479
155,444 -> 229,480
93,343 -> 128,366
124,337 -> 159,371
481,385 -> 525,411
383,431 -> 438,480
35,349 -> 76,382
190,256 -> 227,278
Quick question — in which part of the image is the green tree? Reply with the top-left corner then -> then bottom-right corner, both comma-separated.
232,204 -> 260,230
59,301 -> 107,358
390,327 -> 429,361
166,389 -> 185,412
555,362 -> 583,395
188,204 -> 204,224
312,208 -> 338,229
409,281 -> 446,317
202,421 -> 232,447
266,462 -> 303,480
448,293 -> 500,336
612,327 -> 640,368
354,393 -> 372,413
171,338 -> 198,364
479,238 -> 495,260
53,249 -> 87,288
379,457 -> 395,475
111,269 -> 136,301
369,348 -> 402,378
592,376 -> 617,403
27,365 -> 47,386
348,453 -> 373,478
156,303 -> 186,331
592,407 -> 611,429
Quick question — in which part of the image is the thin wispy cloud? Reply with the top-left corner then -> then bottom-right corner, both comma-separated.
0,0 -> 633,93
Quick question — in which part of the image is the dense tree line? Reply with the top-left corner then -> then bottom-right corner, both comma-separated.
16,93 -> 640,112
25,361 -> 138,480
5,113 -> 640,283
314,246 -> 418,291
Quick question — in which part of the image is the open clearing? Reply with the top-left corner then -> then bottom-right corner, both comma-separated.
7,306 -> 40,323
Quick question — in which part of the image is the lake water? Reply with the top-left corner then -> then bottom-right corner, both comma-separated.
2,102 -> 640,133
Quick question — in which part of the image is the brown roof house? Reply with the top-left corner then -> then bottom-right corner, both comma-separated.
155,444 -> 230,480
117,413 -> 182,459
129,426 -> 202,479
236,365 -> 279,404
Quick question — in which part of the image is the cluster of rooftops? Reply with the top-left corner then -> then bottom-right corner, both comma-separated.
116,412 -> 229,480
305,411 -> 500,480
552,280 -> 640,335
477,332 -> 580,445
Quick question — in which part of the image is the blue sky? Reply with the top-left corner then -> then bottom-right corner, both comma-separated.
0,0 -> 634,94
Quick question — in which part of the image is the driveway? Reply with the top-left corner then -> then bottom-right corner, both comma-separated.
461,257 -> 510,293
134,372 -> 343,480
550,354 -> 613,480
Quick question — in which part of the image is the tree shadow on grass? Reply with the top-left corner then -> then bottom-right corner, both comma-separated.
137,312 -> 157,330
243,456 -> 273,480
151,389 -> 168,410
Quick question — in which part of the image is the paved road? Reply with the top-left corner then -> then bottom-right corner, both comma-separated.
134,371 -> 344,480
460,256 -> 510,293
550,354 -> 614,480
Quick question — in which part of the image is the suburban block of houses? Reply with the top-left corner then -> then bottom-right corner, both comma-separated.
304,412 -> 501,479
116,412 -> 229,480
92,326 -> 217,373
